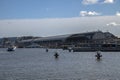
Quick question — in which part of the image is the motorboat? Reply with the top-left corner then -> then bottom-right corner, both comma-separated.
54,52 -> 59,58
95,51 -> 102,59
7,46 -> 16,51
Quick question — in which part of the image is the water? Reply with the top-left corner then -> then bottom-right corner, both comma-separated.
0,48 -> 120,80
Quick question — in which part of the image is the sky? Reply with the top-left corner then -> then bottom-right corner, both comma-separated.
0,0 -> 120,37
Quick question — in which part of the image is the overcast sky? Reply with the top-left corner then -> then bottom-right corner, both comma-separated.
0,0 -> 120,38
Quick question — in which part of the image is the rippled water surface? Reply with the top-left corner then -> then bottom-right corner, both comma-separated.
0,48 -> 120,80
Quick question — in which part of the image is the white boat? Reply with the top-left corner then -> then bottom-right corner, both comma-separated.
7,46 -> 16,51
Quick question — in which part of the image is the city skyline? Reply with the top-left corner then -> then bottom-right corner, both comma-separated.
0,0 -> 120,37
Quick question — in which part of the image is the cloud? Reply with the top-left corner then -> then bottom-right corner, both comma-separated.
80,11 -> 101,16
107,22 -> 120,26
116,12 -> 120,16
0,16 -> 120,37
103,0 -> 115,3
82,0 -> 115,5
82,0 -> 98,5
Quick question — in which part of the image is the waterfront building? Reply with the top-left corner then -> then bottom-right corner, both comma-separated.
18,31 -> 118,49
0,37 -> 18,48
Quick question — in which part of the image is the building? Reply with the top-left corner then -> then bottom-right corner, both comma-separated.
18,31 -> 118,48
0,37 -> 18,48
0,36 -> 40,48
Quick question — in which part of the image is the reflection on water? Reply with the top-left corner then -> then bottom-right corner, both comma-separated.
0,48 -> 120,80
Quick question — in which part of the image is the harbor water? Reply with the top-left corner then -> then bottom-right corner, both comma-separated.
0,48 -> 120,80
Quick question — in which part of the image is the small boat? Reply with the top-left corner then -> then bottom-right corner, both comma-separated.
46,48 -> 48,52
95,51 -> 102,59
54,52 -> 59,58
7,46 -> 16,51
68,47 -> 72,52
